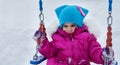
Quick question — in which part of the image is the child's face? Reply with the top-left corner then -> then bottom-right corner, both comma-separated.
63,23 -> 77,34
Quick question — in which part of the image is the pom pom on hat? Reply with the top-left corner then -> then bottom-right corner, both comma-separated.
55,5 -> 89,28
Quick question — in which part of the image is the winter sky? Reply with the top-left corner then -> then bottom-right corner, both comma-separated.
0,0 -> 120,65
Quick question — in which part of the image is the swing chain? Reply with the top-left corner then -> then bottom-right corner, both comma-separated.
107,11 -> 113,26
33,45 -> 39,60
104,0 -> 113,64
32,0 -> 45,60
39,0 -> 44,23
39,12 -> 44,23
106,0 -> 113,47
107,0 -> 113,26
34,11 -> 45,58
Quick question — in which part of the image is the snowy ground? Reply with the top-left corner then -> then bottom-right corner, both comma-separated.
0,0 -> 120,65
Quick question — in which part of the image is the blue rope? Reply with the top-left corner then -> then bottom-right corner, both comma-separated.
39,0 -> 43,11
108,0 -> 112,11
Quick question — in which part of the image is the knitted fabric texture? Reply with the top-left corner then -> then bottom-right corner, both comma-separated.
55,5 -> 89,28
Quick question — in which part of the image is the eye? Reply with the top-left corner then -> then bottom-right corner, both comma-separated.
63,25 -> 68,27
71,24 -> 76,27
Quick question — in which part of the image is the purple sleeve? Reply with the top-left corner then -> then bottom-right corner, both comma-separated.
38,39 -> 59,59
88,34 -> 104,64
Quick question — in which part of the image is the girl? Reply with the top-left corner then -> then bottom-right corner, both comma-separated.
38,5 -> 114,65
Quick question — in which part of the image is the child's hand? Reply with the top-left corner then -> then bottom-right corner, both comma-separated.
102,47 -> 114,63
33,30 -> 41,41
32,23 -> 47,45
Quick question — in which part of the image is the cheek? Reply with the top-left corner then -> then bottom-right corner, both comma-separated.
63,28 -> 67,32
72,27 -> 76,31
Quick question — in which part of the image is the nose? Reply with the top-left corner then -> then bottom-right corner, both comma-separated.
67,27 -> 73,33
68,28 -> 72,31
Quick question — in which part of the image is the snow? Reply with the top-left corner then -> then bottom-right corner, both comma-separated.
0,0 -> 119,65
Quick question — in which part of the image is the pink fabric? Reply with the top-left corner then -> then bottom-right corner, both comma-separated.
77,6 -> 85,16
39,25 -> 104,65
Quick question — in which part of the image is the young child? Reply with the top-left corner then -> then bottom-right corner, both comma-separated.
38,5 -> 114,65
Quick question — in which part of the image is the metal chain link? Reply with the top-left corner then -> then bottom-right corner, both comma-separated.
107,11 -> 113,26
39,12 -> 44,23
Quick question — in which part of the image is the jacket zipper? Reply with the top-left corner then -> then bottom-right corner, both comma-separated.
70,35 -> 74,65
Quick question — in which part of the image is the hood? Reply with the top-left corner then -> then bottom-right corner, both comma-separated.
46,13 -> 101,40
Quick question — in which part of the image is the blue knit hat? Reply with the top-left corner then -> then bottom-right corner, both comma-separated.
55,5 -> 89,28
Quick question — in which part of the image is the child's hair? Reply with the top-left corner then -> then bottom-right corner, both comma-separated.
55,5 -> 89,28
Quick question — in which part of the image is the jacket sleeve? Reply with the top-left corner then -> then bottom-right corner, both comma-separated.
38,38 -> 59,59
88,34 -> 104,64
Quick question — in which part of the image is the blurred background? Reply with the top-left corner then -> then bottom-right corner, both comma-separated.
0,0 -> 119,65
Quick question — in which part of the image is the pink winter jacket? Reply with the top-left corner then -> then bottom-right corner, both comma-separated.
39,25 -> 104,65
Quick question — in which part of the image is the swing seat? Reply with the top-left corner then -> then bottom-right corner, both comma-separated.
30,56 -> 46,64
110,60 -> 118,65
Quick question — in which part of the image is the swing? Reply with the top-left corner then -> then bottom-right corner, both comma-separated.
30,0 -> 118,65
104,0 -> 118,65
30,0 -> 46,64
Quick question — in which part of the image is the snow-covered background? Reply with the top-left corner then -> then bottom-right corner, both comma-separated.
0,0 -> 119,65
